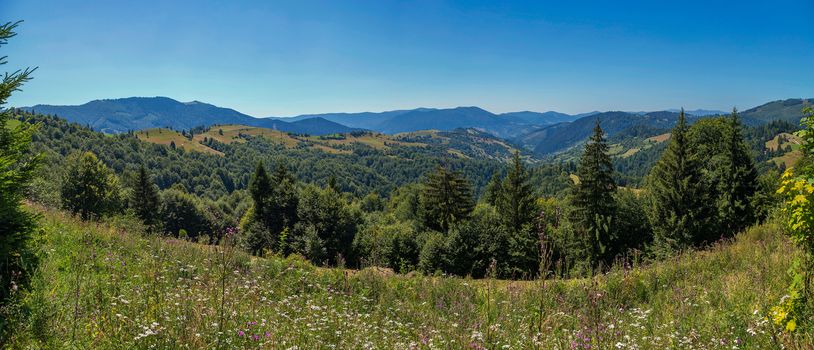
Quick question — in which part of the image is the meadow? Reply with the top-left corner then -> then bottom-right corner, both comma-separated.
3,206 -> 811,349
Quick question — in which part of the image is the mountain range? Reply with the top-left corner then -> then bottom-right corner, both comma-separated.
23,97 -> 358,135
20,96 -> 812,155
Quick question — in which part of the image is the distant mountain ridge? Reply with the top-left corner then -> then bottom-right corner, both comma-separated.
271,107 -> 585,138
666,108 -> 727,116
740,98 -> 814,123
23,97 -> 358,135
20,97 -> 811,154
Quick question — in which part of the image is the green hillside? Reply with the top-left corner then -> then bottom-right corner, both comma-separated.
741,98 -> 814,123
2,206 -> 806,348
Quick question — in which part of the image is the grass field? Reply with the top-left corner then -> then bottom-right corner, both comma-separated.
195,125 -> 302,148
771,150 -> 803,169
2,206 -> 811,348
766,132 -> 802,152
619,147 -> 640,158
6,118 -> 21,129
646,133 -> 671,143
303,133 -> 426,151
136,128 -> 223,156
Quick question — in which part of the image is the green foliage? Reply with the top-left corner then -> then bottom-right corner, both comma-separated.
611,190 -> 652,256
246,162 -> 299,254
352,213 -> 419,272
716,110 -> 759,233
647,111 -> 712,252
61,151 -> 122,220
688,111 -> 759,238
420,166 -> 475,232
129,165 -> 160,231
775,105 -> 814,333
158,188 -> 212,239
0,20 -> 38,310
496,151 -> 537,233
293,184 -> 361,265
4,207 -> 804,348
417,231 -> 447,274
571,121 -> 617,268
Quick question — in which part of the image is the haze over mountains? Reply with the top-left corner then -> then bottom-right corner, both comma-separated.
21,96 -> 812,155
24,97 -> 358,135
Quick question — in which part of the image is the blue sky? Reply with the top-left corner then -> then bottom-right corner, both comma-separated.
2,0 -> 813,116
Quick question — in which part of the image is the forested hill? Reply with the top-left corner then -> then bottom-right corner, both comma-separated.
23,97 -> 358,135
19,113 -> 510,201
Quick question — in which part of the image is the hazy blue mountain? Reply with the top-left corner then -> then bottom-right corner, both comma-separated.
277,107 -> 559,138
740,98 -> 814,123
667,108 -> 727,116
499,111 -> 580,125
518,108 -> 769,155
379,107 -> 550,138
270,110 -> 416,130
23,97 -> 358,135
519,111 -> 687,155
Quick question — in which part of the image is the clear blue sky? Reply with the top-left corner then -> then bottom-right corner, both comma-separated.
3,0 -> 813,116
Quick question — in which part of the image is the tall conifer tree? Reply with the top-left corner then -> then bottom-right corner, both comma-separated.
497,151 -> 536,233
0,20 -> 39,304
717,108 -> 758,233
130,165 -> 160,231
248,161 -> 272,227
497,151 -> 538,275
421,165 -> 474,232
571,120 -> 616,268
647,110 -> 710,251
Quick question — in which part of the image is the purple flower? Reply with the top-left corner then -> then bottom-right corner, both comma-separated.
238,330 -> 245,337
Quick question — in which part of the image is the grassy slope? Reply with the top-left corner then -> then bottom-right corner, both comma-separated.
135,128 -> 223,156
4,207 -> 811,348
195,125 -> 301,148
766,132 -> 803,168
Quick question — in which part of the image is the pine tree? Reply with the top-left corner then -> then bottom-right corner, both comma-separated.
482,172 -> 503,206
716,108 -> 758,233
647,110 -> 711,252
249,161 -> 273,226
497,151 -> 536,233
269,163 -> 299,239
571,120 -> 616,269
0,20 -> 39,304
130,165 -> 160,231
421,165 -> 475,232
62,151 -> 122,220
497,151 -> 538,275
247,162 -> 299,254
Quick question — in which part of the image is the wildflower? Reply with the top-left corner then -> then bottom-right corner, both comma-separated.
786,319 -> 796,332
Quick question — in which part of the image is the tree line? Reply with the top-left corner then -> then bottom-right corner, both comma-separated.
52,108 -> 771,279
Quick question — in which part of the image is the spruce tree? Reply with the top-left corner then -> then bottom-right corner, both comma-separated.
716,108 -> 758,234
248,161 -> 272,227
421,165 -> 475,232
247,162 -> 299,254
571,120 -> 616,269
0,20 -> 39,304
647,110 -> 710,251
269,162 -> 299,238
482,172 -> 503,206
497,151 -> 536,233
497,151 -> 538,275
130,164 -> 160,231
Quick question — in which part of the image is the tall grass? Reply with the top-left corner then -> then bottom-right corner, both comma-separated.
3,207 -> 812,349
